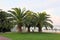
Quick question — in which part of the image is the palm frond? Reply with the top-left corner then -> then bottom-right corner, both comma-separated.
44,22 -> 53,29
46,19 -> 53,23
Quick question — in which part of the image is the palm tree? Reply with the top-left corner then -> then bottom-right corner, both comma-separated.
30,13 -> 38,32
23,10 -> 36,32
8,8 -> 26,32
36,12 -> 53,32
23,10 -> 32,32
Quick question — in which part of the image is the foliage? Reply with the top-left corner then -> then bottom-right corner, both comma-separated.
8,8 -> 27,32
36,12 -> 53,32
0,8 -> 53,32
0,10 -> 15,32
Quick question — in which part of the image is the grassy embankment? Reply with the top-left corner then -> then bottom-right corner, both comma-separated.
0,32 -> 60,40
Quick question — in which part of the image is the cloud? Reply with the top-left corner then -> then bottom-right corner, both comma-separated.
47,0 -> 60,3
0,0 -> 19,10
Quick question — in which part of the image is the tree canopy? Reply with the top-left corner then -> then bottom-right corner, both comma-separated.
0,8 -> 53,32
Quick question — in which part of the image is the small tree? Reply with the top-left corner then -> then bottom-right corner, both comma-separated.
0,10 -> 14,33
36,12 -> 53,32
8,8 -> 26,32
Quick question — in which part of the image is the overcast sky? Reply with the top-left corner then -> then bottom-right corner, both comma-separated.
0,0 -> 60,25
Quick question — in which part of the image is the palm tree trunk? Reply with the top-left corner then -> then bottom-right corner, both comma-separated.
37,23 -> 42,32
28,27 -> 30,32
46,27 -> 48,30
17,25 -> 22,32
38,27 -> 42,32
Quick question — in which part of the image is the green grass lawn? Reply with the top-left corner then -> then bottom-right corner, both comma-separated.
0,32 -> 60,40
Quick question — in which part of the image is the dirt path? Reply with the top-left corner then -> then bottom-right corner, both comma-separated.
0,36 -> 11,40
